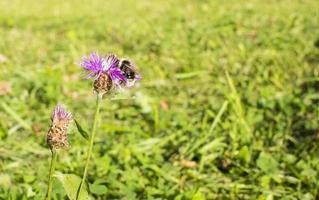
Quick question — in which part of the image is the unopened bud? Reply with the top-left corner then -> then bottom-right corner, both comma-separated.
47,104 -> 72,150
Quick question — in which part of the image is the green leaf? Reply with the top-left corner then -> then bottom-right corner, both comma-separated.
55,172 -> 89,200
256,152 -> 278,174
90,183 -> 107,195
74,119 -> 89,141
238,146 -> 251,164
23,175 -> 35,183
1,102 -> 31,131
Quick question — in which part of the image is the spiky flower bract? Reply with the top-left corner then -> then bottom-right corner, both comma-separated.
47,104 -> 72,150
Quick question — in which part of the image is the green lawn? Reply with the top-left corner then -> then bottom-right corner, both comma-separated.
0,0 -> 319,199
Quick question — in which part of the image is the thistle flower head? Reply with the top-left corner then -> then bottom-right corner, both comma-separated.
79,53 -> 126,94
79,52 -> 141,94
47,104 -> 72,150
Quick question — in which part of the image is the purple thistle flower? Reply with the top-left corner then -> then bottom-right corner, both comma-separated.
79,53 -> 127,93
79,52 -> 141,94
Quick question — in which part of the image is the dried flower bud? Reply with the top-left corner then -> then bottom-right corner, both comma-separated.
93,72 -> 113,95
47,104 -> 72,150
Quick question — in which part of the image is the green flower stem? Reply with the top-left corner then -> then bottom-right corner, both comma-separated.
76,94 -> 102,200
46,150 -> 58,200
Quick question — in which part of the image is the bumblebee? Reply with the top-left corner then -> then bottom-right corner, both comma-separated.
119,59 -> 137,80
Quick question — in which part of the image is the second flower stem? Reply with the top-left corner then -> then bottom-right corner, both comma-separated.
47,150 -> 57,200
76,94 -> 102,199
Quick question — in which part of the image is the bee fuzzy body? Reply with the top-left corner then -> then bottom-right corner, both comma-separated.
119,59 -> 137,80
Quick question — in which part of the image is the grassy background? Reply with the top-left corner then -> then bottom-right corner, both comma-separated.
0,0 -> 319,199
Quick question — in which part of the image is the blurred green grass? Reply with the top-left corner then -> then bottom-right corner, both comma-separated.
0,0 -> 319,199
